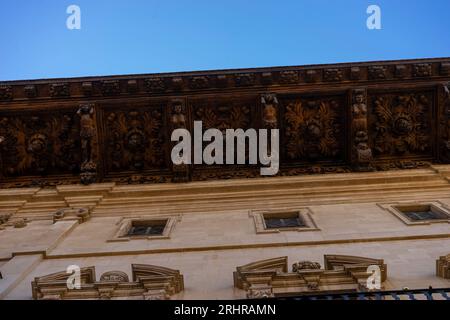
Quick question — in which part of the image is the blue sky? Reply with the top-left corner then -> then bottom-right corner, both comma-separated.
0,0 -> 449,81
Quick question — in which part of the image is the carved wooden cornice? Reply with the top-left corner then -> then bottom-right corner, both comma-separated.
1,58 -> 450,188
234,255 -> 387,298
31,264 -> 184,300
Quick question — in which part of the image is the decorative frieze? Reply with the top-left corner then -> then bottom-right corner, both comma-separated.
413,63 -> 432,77
49,83 -> 70,97
0,85 -> 13,100
0,58 -> 449,187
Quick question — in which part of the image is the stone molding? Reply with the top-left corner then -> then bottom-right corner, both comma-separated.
31,264 -> 184,300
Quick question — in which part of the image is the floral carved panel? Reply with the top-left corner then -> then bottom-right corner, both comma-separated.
0,109 -> 81,177
369,91 -> 433,158
281,95 -> 346,163
102,102 -> 167,173
190,96 -> 256,175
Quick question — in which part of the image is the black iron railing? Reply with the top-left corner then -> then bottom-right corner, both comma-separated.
280,288 -> 450,300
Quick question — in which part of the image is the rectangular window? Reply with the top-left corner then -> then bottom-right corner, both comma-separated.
108,215 -> 181,242
264,215 -> 305,229
126,220 -> 167,237
396,204 -> 449,222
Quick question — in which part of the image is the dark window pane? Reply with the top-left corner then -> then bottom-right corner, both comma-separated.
404,210 -> 447,221
127,222 -> 166,236
128,226 -> 149,236
265,216 -> 304,229
147,225 -> 165,235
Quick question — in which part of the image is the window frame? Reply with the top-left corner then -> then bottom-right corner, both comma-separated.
250,208 -> 320,234
108,215 -> 181,242
377,201 -> 450,226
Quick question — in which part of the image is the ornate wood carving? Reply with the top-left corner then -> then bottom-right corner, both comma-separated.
104,104 -> 166,173
0,111 -> 81,177
31,264 -> 184,300
0,58 -> 449,187
351,89 -> 373,171
283,95 -> 343,162
234,255 -> 387,298
261,93 -> 278,129
440,82 -> 450,162
78,103 -> 98,184
169,99 -> 191,182
370,92 -> 432,158
0,85 -> 13,100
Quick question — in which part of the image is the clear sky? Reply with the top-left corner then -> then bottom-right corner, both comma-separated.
0,0 -> 449,81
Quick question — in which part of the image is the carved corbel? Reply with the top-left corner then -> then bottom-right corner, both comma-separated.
53,207 -> 91,224
169,99 -> 191,183
351,89 -> 373,171
77,103 -> 98,185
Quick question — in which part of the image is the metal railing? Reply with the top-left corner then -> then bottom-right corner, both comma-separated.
280,288 -> 450,300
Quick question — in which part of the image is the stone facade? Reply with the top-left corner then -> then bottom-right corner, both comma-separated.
0,166 -> 449,299
0,59 -> 450,299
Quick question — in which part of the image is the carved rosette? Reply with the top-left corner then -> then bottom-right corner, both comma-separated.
170,99 -> 191,182
77,103 -> 98,185
351,89 -> 373,171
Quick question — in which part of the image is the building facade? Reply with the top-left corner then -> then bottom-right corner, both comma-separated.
0,58 -> 449,299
